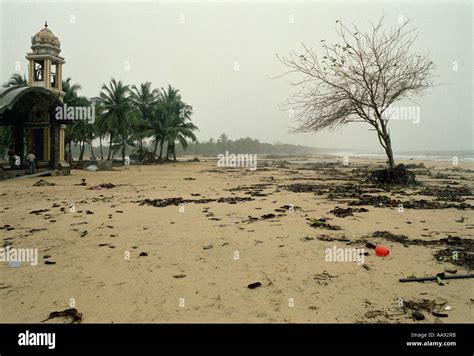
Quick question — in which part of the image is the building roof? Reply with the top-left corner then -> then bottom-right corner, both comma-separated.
0,86 -> 63,119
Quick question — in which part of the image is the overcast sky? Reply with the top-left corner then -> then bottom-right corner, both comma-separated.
1,0 -> 472,154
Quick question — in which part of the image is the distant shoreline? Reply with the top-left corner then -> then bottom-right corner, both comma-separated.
328,152 -> 474,163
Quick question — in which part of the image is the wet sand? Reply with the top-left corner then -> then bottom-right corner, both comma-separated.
0,156 -> 472,323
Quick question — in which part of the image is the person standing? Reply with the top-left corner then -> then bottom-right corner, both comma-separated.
26,150 -> 36,174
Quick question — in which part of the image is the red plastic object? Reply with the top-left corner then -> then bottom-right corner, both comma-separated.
375,245 -> 390,257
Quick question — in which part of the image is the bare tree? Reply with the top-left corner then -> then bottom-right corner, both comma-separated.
277,16 -> 436,172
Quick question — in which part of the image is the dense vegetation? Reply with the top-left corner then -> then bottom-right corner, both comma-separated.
1,75 -> 319,163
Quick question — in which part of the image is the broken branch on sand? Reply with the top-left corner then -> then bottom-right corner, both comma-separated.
399,274 -> 474,283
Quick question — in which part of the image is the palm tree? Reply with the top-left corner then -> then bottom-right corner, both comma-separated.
130,82 -> 157,150
4,73 -> 27,87
94,110 -> 106,160
98,79 -> 133,163
147,98 -> 167,159
62,78 -> 87,162
62,78 -> 83,105
159,86 -> 198,161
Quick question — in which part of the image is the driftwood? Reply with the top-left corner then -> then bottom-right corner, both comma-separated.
399,274 -> 474,283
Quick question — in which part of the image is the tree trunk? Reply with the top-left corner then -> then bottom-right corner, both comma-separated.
153,138 -> 159,158
172,142 -> 176,161
374,118 -> 395,171
78,141 -> 85,160
68,141 -> 73,164
99,136 -> 104,160
159,138 -> 165,159
107,133 -> 113,160
122,140 -> 126,165
166,142 -> 171,160
90,142 -> 95,160
384,135 -> 395,170
380,120 -> 395,170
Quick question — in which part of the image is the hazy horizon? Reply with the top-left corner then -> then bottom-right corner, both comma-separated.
1,0 -> 472,154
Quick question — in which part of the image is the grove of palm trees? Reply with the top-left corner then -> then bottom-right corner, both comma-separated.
1,74 -> 198,165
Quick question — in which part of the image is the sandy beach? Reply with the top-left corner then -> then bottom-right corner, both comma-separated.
0,156 -> 472,323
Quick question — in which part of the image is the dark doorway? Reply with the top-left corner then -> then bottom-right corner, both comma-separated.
33,128 -> 44,160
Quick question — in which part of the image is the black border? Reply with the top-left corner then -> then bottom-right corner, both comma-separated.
0,323 -> 472,354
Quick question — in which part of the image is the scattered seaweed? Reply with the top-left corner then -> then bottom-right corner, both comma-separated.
139,196 -> 254,207
366,231 -> 473,269
349,195 -> 473,210
329,206 -> 369,218
308,218 -> 341,230
415,185 -> 472,202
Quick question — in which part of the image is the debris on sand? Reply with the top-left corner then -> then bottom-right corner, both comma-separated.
369,164 -> 416,185
365,242 -> 376,249
74,178 -> 87,186
261,213 -> 276,219
0,224 -> 14,231
275,204 -> 300,213
202,244 -> 214,250
85,165 -> 98,172
366,231 -> 473,268
434,249 -> 473,269
29,209 -> 50,215
42,308 -> 83,324
29,228 -> 46,234
375,245 -> 390,257
350,195 -> 473,210
317,235 -> 350,242
329,206 -> 369,218
139,252 -> 148,257
416,185 -> 472,202
90,183 -> 115,190
247,282 -> 262,289
399,273 -> 474,283
312,271 -> 337,285
308,218 -> 341,230
285,182 -> 389,201
354,194 -> 402,208
285,183 -> 329,194
228,183 -> 274,197
372,231 -> 409,246
33,179 -> 55,187
139,196 -> 254,207
412,311 -> 425,321
173,274 -> 187,278
403,298 -> 442,314
372,231 -> 473,247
